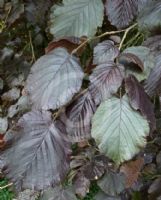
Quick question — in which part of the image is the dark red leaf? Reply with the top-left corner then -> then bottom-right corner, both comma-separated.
143,35 -> 161,57
89,62 -> 124,104
125,75 -> 156,133
82,155 -> 108,180
145,55 -> 161,97
1,110 -> 71,191
64,90 -> 96,143
105,0 -> 138,29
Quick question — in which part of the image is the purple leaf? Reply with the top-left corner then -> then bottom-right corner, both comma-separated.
26,47 -> 84,110
125,75 -> 156,133
1,110 -> 71,190
82,155 -> 108,180
65,90 -> 96,142
40,186 -> 77,200
143,35 -> 161,57
105,0 -> 138,29
145,56 -> 161,97
93,40 -> 119,65
89,62 -> 124,104
74,173 -> 90,198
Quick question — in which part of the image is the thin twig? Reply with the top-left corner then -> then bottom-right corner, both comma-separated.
29,31 -> 36,63
72,23 -> 137,55
0,183 -> 13,190
119,23 -> 137,50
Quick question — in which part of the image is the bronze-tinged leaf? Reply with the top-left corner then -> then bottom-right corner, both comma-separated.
145,55 -> 161,97
1,110 -> 71,191
65,90 -> 96,143
105,0 -> 138,29
93,40 -> 119,65
125,75 -> 156,133
120,157 -> 144,188
45,36 -> 86,55
89,62 -> 125,104
118,53 -> 144,71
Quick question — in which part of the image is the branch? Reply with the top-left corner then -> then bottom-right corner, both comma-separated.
119,23 -> 137,50
72,23 -> 137,55
0,183 -> 13,190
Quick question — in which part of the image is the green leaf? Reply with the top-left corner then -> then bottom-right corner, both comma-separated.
119,46 -> 155,81
50,0 -> 104,38
138,0 -> 161,32
91,95 -> 149,164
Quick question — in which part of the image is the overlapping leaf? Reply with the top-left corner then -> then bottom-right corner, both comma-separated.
93,40 -> 119,65
120,157 -> 144,188
89,62 -> 124,104
50,0 -> 104,38
45,37 -> 81,54
40,186 -> 77,200
98,171 -> 125,196
65,90 -> 96,142
125,75 -> 156,132
91,95 -> 150,164
143,35 -> 161,57
94,192 -> 121,200
105,0 -> 138,29
74,173 -> 90,198
119,46 -> 155,81
145,55 -> 161,96
138,0 -> 161,32
1,111 -> 71,190
26,47 -> 84,110
118,53 -> 144,71
82,155 -> 108,180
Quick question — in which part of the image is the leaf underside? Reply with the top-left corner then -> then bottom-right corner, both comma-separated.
50,0 -> 104,38
91,95 -> 149,164
1,111 -> 71,190
26,47 -> 84,110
